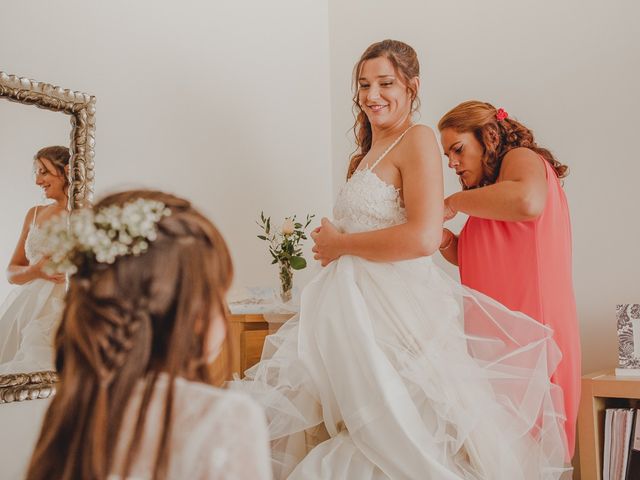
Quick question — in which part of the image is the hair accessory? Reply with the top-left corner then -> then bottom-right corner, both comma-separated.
496,108 -> 508,122
40,198 -> 171,275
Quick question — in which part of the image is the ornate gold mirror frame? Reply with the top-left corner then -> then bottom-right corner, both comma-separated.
0,72 -> 95,403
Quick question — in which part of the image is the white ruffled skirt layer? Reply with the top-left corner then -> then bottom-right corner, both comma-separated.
0,279 -> 64,375
231,255 -> 569,479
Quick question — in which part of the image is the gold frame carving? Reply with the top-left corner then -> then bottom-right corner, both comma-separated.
0,71 -> 95,208
0,72 -> 96,403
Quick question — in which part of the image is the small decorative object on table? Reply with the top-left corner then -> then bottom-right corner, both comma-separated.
257,211 -> 315,303
615,304 -> 640,376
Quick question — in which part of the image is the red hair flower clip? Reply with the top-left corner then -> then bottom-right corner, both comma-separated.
496,108 -> 508,122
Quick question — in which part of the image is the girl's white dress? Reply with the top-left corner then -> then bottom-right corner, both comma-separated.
110,374 -> 273,479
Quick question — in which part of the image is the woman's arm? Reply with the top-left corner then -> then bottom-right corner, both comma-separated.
312,125 -> 444,265
7,207 -> 64,284
446,148 -> 548,222
439,228 -> 459,266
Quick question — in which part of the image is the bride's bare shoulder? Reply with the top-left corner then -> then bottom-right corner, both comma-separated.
397,125 -> 440,168
21,206 -> 38,225
398,125 -> 438,154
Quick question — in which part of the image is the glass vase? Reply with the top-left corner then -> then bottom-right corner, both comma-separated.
279,261 -> 293,303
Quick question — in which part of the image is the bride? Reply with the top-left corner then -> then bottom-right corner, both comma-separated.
0,146 -> 68,375
233,40 -> 570,479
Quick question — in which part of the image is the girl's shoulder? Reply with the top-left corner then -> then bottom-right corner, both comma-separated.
171,376 -> 264,422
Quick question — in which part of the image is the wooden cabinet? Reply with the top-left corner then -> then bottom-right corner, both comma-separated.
578,370 -> 640,479
221,313 -> 294,380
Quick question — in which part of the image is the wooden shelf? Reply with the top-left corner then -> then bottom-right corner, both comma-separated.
578,369 -> 640,479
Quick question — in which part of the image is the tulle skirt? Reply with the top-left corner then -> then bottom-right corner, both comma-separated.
0,279 -> 64,375
231,255 -> 570,479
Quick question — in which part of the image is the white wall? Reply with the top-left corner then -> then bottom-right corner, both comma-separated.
0,0 -> 333,297
329,0 -> 640,374
2,0 -> 638,376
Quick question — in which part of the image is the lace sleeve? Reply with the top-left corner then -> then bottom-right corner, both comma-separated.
111,378 -> 274,480
206,393 -> 273,480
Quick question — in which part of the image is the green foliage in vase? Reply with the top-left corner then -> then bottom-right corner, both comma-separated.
256,212 -> 315,271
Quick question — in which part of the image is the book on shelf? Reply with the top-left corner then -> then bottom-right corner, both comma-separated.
615,304 -> 640,377
604,409 -> 613,480
602,408 -> 638,480
620,410 -> 634,480
627,411 -> 640,479
602,408 -> 640,480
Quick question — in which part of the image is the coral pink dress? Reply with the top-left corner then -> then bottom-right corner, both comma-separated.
458,157 -> 581,457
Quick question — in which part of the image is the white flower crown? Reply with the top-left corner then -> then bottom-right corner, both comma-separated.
41,198 -> 171,275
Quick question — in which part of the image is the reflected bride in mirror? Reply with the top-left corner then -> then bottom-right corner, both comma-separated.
0,146 -> 70,375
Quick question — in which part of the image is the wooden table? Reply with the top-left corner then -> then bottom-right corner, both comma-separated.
578,369 -> 640,479
222,312 -> 294,380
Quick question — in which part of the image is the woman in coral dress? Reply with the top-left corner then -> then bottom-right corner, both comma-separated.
438,101 -> 581,458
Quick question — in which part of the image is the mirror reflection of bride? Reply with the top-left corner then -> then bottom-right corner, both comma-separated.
0,146 -> 69,375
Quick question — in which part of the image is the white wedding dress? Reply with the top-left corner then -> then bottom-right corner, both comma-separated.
0,207 -> 65,375
233,130 -> 570,479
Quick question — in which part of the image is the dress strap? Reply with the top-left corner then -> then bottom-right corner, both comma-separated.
32,206 -> 38,227
369,124 -> 416,171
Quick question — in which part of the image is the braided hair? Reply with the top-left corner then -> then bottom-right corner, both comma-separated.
27,190 -> 233,480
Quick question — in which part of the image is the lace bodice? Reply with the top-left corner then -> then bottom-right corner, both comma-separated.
333,168 -> 406,233
25,224 -> 47,265
333,126 -> 413,234
24,207 -> 68,265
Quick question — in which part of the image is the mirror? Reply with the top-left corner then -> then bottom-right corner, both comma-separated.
0,72 -> 95,403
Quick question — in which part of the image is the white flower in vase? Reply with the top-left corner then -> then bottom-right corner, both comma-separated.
257,211 -> 315,303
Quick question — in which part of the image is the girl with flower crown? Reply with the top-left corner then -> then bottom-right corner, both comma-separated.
26,190 -> 272,480
0,146 -> 69,375
438,101 -> 581,459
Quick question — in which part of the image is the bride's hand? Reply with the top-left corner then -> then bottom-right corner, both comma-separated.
30,257 -> 65,284
444,195 -> 458,222
311,218 -> 343,267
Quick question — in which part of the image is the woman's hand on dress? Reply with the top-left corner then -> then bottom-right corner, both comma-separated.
443,195 -> 458,222
311,218 -> 344,267
30,258 -> 65,284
